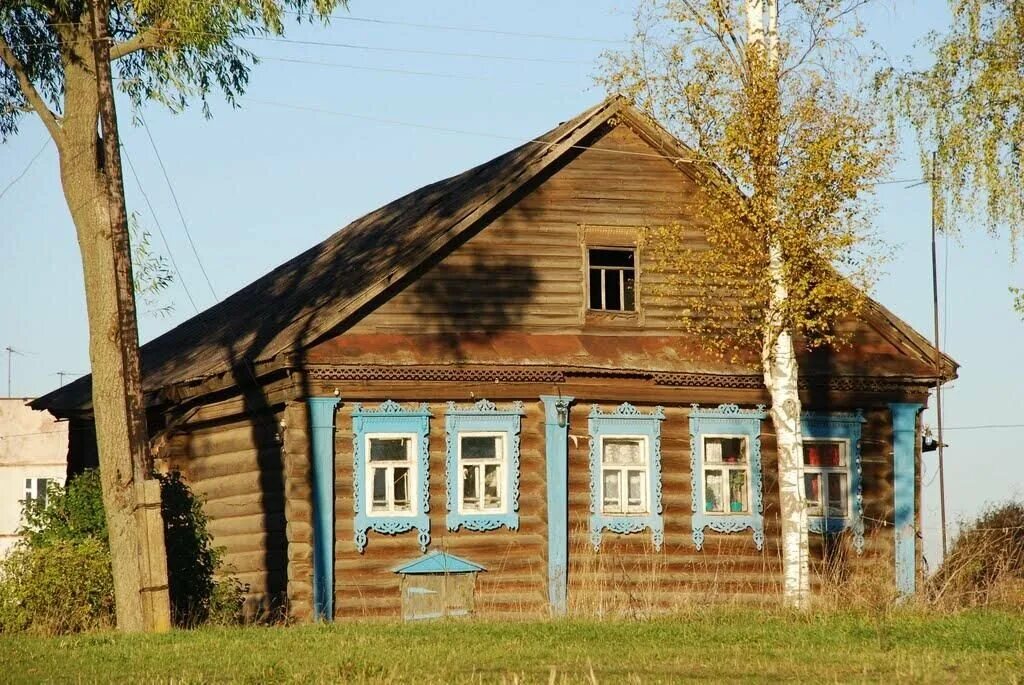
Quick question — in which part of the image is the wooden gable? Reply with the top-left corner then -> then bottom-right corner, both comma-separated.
311,119 -> 945,382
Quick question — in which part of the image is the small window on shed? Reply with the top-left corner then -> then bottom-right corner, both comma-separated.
588,248 -> 636,312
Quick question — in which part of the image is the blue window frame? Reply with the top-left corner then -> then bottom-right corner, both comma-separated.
588,403 -> 665,551
801,410 -> 866,554
445,400 -> 524,532
689,404 -> 767,550
352,400 -> 432,553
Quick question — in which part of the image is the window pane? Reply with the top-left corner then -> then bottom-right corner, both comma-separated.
372,469 -> 388,509
603,471 -> 621,512
462,465 -> 479,508
804,473 -> 822,516
804,442 -> 843,467
462,435 -> 498,461
370,438 -> 409,462
827,473 -> 847,518
627,470 -> 643,509
590,249 -> 634,268
393,468 -> 410,511
589,268 -> 603,309
37,479 -> 49,507
704,470 -> 724,513
603,438 -> 642,465
604,271 -> 622,310
705,437 -> 746,464
484,464 -> 501,508
729,470 -> 748,513
623,270 -> 635,311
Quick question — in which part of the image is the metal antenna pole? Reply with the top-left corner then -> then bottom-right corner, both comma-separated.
930,151 -> 949,560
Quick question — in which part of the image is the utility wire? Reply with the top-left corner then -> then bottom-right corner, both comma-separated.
283,11 -> 627,44
0,137 -> 50,203
138,113 -> 219,303
122,143 -> 201,314
256,54 -> 578,87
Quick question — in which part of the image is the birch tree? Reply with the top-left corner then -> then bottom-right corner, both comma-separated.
601,0 -> 894,607
887,1 -> 1024,311
1,0 -> 345,630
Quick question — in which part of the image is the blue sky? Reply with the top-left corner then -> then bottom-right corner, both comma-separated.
1,0 -> 1022,565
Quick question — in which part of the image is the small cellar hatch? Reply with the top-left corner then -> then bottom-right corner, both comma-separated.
393,551 -> 486,621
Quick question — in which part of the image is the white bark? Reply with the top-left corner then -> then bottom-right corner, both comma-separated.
747,0 -> 811,609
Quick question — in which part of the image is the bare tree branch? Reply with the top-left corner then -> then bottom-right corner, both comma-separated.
110,23 -> 170,60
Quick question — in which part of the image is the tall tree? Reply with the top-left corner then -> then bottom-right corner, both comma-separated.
887,1 -> 1024,310
0,0 -> 346,631
601,0 -> 894,607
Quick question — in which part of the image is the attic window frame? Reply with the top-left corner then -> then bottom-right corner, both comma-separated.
578,225 -> 646,327
587,247 -> 636,313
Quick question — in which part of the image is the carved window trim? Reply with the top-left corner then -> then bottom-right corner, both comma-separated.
444,400 -> 524,532
352,400 -> 432,553
689,403 -> 767,550
801,411 -> 867,554
588,402 -> 665,551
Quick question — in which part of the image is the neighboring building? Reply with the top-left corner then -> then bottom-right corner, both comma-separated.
0,399 -> 68,556
34,97 -> 957,621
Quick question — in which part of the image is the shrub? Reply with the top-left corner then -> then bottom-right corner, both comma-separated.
0,468 -> 246,634
158,470 -> 246,627
929,501 -> 1024,607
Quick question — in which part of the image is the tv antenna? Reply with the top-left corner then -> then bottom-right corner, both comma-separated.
4,346 -> 31,398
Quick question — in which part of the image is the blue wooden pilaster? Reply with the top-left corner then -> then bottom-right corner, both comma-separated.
541,395 -> 573,617
308,397 -> 340,621
890,402 -> 922,597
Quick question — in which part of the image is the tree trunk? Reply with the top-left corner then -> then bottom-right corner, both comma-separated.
56,38 -> 150,632
747,0 -> 811,609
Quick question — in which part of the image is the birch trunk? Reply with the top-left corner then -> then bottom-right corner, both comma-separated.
55,34 -> 150,632
747,0 -> 811,609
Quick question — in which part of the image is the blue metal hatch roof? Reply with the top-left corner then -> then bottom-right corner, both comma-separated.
393,551 -> 486,575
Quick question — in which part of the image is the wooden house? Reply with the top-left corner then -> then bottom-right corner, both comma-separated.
34,97 -> 957,621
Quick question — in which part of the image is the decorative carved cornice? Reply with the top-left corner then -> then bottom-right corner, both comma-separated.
307,365 -> 932,393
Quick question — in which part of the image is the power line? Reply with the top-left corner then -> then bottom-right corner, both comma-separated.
255,55 -> 577,87
137,113 -> 219,303
0,137 -> 51,203
16,25 -> 592,65
286,11 -> 627,44
122,143 -> 201,314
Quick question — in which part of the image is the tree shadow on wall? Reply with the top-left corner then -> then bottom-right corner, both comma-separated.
406,255 -> 540,362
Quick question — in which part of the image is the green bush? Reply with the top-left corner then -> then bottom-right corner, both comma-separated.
0,468 -> 246,634
158,470 -> 246,627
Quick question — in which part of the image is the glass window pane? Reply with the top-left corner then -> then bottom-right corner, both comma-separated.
590,249 -> 634,268
705,437 -> 746,464
623,271 -> 635,311
462,465 -> 479,508
370,437 -> 409,462
393,468 -> 410,511
603,471 -> 621,512
704,470 -> 724,512
589,268 -> 603,309
603,438 -> 642,465
827,473 -> 847,518
462,435 -> 498,460
729,470 -> 748,513
804,473 -> 822,516
372,469 -> 388,509
804,442 -> 843,467
605,271 -> 622,310
627,470 -> 643,508
484,464 -> 501,508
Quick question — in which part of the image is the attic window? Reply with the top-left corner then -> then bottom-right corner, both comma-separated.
588,248 -> 635,312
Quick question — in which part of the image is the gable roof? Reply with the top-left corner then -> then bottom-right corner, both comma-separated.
33,97 -> 956,416
393,551 -> 486,575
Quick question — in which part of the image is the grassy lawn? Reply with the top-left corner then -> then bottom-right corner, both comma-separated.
3,610 -> 1023,683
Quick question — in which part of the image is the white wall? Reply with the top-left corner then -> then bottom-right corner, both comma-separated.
0,399 -> 68,557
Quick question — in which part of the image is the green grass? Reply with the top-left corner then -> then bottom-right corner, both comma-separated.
3,609 -> 1023,683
